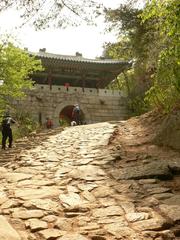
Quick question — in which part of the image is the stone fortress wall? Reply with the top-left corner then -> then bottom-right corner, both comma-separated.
14,84 -> 129,126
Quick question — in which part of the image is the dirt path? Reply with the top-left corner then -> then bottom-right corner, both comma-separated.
0,121 -> 180,240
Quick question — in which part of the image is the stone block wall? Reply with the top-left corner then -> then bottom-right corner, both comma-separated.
14,84 -> 129,126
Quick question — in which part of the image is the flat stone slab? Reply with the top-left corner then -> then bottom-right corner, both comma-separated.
23,199 -> 60,212
69,165 -> 106,181
17,179 -> 54,187
12,209 -> 44,219
139,179 -> 158,184
110,162 -> 172,180
98,216 -> 127,225
80,223 -> 100,231
159,204 -> 180,222
42,215 -> 58,223
26,218 -> 48,231
55,218 -> 73,231
125,212 -> 150,222
59,192 -> 87,208
0,173 -> 33,182
152,193 -> 174,200
14,187 -> 60,200
39,229 -> 65,239
0,215 -> 21,240
131,216 -> 167,231
92,186 -> 115,198
98,198 -> 117,207
82,190 -> 96,202
77,183 -> 98,192
104,225 -> 136,238
67,185 -> 79,193
93,206 -> 124,218
1,199 -> 20,209
147,187 -> 171,194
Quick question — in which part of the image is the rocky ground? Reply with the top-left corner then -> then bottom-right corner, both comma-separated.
0,116 -> 180,240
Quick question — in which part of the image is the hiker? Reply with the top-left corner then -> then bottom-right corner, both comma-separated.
1,113 -> 18,150
46,117 -> 53,129
72,104 -> 81,125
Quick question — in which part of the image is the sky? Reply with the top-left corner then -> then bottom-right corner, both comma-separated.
0,0 -> 123,59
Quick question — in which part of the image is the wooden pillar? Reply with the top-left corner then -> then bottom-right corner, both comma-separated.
48,70 -> 52,90
82,73 -> 86,92
96,79 -> 100,93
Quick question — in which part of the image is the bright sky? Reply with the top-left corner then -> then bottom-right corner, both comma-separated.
0,0 -> 124,59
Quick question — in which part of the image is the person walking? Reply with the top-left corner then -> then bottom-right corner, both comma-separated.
1,113 -> 17,150
72,104 -> 81,125
46,117 -> 53,129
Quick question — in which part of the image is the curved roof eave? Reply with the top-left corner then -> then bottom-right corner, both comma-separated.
29,51 -> 132,67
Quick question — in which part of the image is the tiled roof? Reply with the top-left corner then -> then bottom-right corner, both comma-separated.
30,51 -> 131,65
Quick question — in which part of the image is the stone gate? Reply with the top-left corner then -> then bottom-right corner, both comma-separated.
14,49 -> 131,126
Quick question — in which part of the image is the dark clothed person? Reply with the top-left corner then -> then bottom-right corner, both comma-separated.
72,104 -> 81,125
1,115 -> 16,150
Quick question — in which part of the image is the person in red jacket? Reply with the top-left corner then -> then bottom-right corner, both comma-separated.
46,117 -> 53,129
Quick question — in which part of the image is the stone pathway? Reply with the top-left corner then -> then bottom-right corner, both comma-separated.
0,122 -> 180,240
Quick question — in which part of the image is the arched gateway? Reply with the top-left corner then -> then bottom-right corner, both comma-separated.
54,101 -> 88,126
15,49 -> 131,126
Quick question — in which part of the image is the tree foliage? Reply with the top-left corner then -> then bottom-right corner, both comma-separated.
0,43 -> 43,115
104,3 -> 158,114
104,0 -> 180,114
0,0 -> 102,29
142,0 -> 180,112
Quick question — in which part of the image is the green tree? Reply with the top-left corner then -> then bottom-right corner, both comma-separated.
142,0 -> 180,112
104,3 -> 159,114
0,42 -> 43,115
104,1 -> 179,114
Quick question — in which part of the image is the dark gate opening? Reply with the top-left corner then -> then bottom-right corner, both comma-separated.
59,105 -> 85,125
